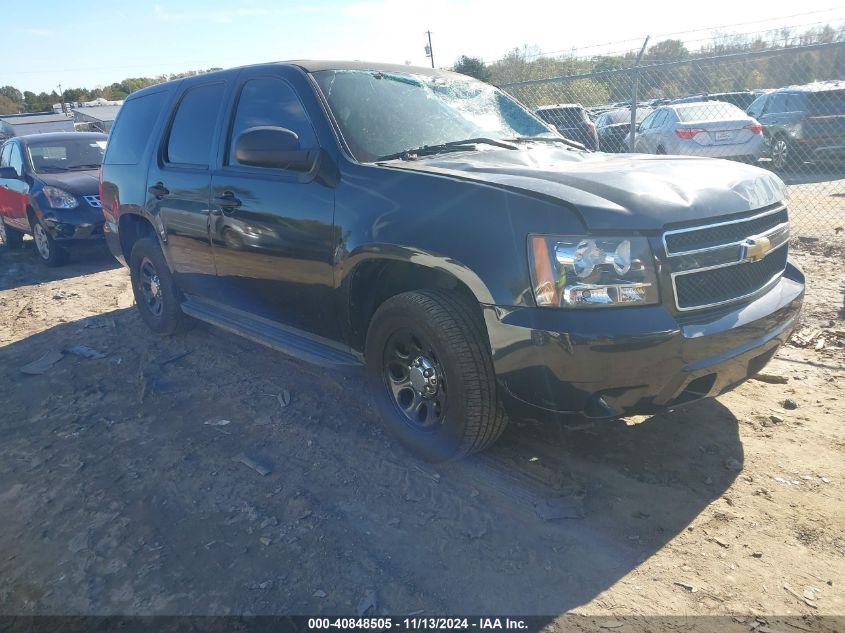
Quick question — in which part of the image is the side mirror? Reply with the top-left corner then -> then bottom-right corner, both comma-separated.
0,166 -> 19,179
234,126 -> 315,172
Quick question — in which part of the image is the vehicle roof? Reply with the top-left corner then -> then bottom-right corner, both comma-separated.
125,60 -> 469,101
669,100 -> 737,109
0,113 -> 71,125
535,103 -> 583,111
770,80 -> 845,93
12,131 -> 108,145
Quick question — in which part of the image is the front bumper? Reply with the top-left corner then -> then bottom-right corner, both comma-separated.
41,207 -> 105,242
484,261 -> 804,420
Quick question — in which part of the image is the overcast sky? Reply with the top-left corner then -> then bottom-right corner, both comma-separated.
4,0 -> 844,93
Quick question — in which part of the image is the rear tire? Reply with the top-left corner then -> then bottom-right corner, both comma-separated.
365,289 -> 508,461
656,145 -> 667,155
770,134 -> 800,171
129,237 -> 190,335
0,217 -> 24,249
30,215 -> 67,267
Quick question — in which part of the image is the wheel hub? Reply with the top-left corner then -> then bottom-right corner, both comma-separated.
149,275 -> 161,299
409,355 -> 438,397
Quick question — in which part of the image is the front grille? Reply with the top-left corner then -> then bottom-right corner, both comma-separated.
664,205 -> 791,311
674,243 -> 788,310
664,207 -> 787,254
83,194 -> 102,208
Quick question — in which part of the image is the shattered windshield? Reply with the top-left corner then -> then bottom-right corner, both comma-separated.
313,70 -> 553,161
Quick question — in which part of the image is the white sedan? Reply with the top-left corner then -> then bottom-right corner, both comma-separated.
628,101 -> 764,161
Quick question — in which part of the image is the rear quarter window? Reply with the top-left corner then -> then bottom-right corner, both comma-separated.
808,90 -> 845,116
104,91 -> 167,165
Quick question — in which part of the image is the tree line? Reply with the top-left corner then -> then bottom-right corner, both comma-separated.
455,23 -> 845,108
0,68 -> 221,115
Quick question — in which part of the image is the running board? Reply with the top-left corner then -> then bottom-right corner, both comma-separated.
181,297 -> 363,368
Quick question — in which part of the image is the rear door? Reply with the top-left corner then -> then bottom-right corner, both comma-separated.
0,142 -> 31,232
146,80 -> 229,297
640,109 -> 666,153
208,67 -> 338,339
805,90 -> 845,145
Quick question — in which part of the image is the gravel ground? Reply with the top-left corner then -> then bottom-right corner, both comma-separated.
0,238 -> 843,626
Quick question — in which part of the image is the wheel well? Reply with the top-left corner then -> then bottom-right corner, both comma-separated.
118,213 -> 156,261
348,260 -> 479,351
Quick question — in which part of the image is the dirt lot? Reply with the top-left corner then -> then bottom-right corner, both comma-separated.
0,238 -> 843,626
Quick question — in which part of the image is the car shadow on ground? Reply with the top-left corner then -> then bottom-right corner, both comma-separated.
0,241 -> 119,291
0,308 -> 742,616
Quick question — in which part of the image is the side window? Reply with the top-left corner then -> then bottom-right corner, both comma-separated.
105,91 -> 167,165
651,110 -> 668,129
0,143 -> 11,167
747,95 -> 766,118
8,144 -> 23,175
767,93 -> 787,114
639,112 -> 655,130
227,77 -> 318,167
166,82 -> 226,167
785,93 -> 805,113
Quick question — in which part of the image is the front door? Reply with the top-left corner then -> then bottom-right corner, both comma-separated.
145,80 -> 228,298
209,69 -> 337,340
0,142 -> 31,232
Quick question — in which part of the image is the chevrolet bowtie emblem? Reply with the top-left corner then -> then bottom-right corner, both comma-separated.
740,236 -> 772,263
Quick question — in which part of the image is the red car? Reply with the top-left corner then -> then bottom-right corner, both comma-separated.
0,132 -> 107,265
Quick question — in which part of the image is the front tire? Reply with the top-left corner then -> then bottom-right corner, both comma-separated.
365,289 -> 508,461
129,237 -> 189,335
31,216 -> 67,266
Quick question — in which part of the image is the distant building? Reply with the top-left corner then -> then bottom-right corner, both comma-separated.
0,112 -> 75,140
72,104 -> 123,133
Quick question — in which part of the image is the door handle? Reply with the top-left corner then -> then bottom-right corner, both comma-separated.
148,182 -> 169,198
212,192 -> 242,210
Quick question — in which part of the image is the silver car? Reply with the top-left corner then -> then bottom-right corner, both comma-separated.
630,101 -> 764,161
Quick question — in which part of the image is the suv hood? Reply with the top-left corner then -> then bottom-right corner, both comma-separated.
36,170 -> 100,196
383,146 -> 785,231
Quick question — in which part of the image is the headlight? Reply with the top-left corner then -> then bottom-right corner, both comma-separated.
42,186 -> 79,209
529,235 -> 659,308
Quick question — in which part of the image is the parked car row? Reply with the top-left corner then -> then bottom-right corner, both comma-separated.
532,80 -> 844,169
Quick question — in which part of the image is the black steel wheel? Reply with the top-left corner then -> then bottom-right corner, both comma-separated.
365,289 -> 508,461
139,256 -> 164,317
129,237 -> 190,335
383,327 -> 448,431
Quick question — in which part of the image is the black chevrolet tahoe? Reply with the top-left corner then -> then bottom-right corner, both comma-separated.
100,61 -> 804,461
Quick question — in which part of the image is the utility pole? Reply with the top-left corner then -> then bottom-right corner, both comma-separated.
425,30 -> 434,68
57,83 -> 64,115
628,36 -> 650,152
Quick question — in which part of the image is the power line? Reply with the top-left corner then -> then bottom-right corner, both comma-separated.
488,7 -> 845,64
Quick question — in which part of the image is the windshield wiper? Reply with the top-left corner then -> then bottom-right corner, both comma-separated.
36,166 -> 69,173
67,164 -> 102,170
506,136 -> 586,151
376,137 -> 518,162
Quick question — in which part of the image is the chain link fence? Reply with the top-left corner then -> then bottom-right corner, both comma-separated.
500,41 -> 845,239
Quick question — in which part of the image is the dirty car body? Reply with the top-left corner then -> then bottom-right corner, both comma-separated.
100,61 -> 803,458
